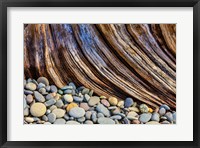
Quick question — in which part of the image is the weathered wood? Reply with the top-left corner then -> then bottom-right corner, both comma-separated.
24,24 -> 176,109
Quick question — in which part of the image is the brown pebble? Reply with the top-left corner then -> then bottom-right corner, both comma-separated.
132,119 -> 140,124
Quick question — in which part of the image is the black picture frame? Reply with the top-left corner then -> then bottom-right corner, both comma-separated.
0,0 -> 199,148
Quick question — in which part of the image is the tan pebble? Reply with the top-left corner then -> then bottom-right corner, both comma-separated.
25,117 -> 34,123
63,94 -> 73,103
30,103 -> 46,117
108,97 -> 118,106
25,82 -> 36,91
54,94 -> 61,100
52,108 -> 65,118
129,107 -> 140,112
99,96 -> 107,99
148,108 -> 153,113
117,100 -> 124,108
132,119 -> 140,124
49,105 -> 57,111
66,103 -> 78,112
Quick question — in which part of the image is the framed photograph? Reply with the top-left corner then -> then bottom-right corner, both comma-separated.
0,0 -> 199,147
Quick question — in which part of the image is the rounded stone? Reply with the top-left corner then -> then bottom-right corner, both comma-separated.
117,100 -> 124,108
160,104 -> 171,111
77,117 -> 86,122
100,99 -> 110,107
127,111 -> 138,120
139,104 -> 149,113
110,115 -> 122,120
97,117 -> 115,124
25,82 -> 37,91
84,120 -> 93,124
159,108 -> 166,116
129,107 -> 140,112
80,103 -> 90,111
52,108 -> 65,118
85,111 -> 92,119
39,88 -> 46,94
82,88 -> 90,95
173,112 -> 176,123
97,113 -> 104,118
108,97 -> 118,106
165,112 -> 173,122
84,94 -> 91,102
37,77 -> 49,86
69,107 -> 85,118
54,118 -> 66,124
50,85 -> 57,93
25,117 -> 34,123
146,121 -> 160,124
66,121 -> 80,124
30,103 -> 46,117
66,103 -> 78,112
63,94 -> 73,103
26,94 -> 33,104
139,113 -> 152,123
55,99 -> 64,108
34,91 -> 45,102
44,99 -> 56,107
73,96 -> 83,102
91,112 -> 97,123
46,93 -> 54,100
38,83 -> 46,89
132,119 -> 140,124
88,96 -> 100,106
96,104 -> 110,117
69,82 -> 76,90
124,97 -> 134,108
151,113 -> 160,122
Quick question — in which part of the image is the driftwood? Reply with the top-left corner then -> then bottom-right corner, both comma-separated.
24,24 -> 176,109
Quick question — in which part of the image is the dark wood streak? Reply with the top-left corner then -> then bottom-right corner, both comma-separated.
24,24 -> 176,109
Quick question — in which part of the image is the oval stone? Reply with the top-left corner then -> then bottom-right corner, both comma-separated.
52,108 -> 65,118
25,82 -> 36,91
108,97 -> 118,106
37,77 -> 49,86
97,117 -> 115,124
30,103 -> 46,117
139,113 -> 152,123
124,97 -> 134,108
88,96 -> 100,106
69,107 -> 85,118
66,121 -> 80,124
34,91 -> 45,102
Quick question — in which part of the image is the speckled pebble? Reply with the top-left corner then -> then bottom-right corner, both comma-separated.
139,104 -> 149,113
25,82 -> 37,91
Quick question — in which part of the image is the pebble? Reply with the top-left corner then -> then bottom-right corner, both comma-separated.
39,88 -> 46,94
117,100 -> 124,108
96,104 -> 110,117
100,96 -> 106,99
54,118 -> 66,124
112,108 -> 120,115
58,90 -> 63,95
88,96 -> 100,106
123,117 -> 130,124
124,97 -> 134,108
37,77 -> 49,86
88,90 -> 94,96
69,82 -> 76,90
108,106 -> 117,110
26,95 -> 33,104
69,107 -> 85,118
91,112 -> 97,123
23,97 -> 27,109
108,97 -> 118,106
44,122 -> 51,125
73,96 -> 83,102
44,99 -> 56,107
139,113 -> 152,123
146,121 -> 160,124
85,111 -> 92,119
160,104 -> 171,111
61,85 -> 73,90
97,113 -> 104,118
66,121 -> 80,124
46,86 -> 51,92
173,112 -> 176,123
25,82 -> 37,91
110,115 -> 122,120
49,105 -> 57,111
159,108 -> 166,116
132,119 -> 140,124
42,115 -> 48,122
55,99 -> 64,108
82,88 -> 90,95
161,121 -> 170,124
165,112 -> 173,122
151,113 -> 160,122
84,120 -> 93,124
84,94 -> 90,102
24,107 -> 29,116
46,94 -> 54,100
127,111 -> 138,120
63,94 -> 73,103
34,91 -> 45,102
46,109 -> 51,115
129,107 -> 140,112
25,117 -> 34,123
50,85 -> 57,93
66,103 -> 78,112
100,99 -> 110,107
24,90 -> 33,95
77,117 -> 86,122
97,117 -> 115,124
80,103 -> 90,111
38,83 -> 46,89
52,109 -> 65,118
30,103 -> 46,117
64,89 -> 73,94
139,104 -> 149,113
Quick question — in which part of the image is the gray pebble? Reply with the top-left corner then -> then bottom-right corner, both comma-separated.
24,90 -> 33,95
25,82 -> 37,91
82,88 -> 90,95
44,99 -> 56,107
159,108 -> 166,116
96,104 -> 110,117
139,113 -> 152,123
110,115 -> 122,120
44,122 -> 51,125
61,85 -> 73,90
112,108 -> 120,115
26,94 -> 33,104
123,117 -> 130,124
78,117 -> 86,122
88,90 -> 94,96
69,82 -> 76,90
55,99 -> 64,108
50,85 -> 57,93
84,94 -> 90,102
69,107 -> 85,118
161,121 -> 170,124
160,104 -> 171,111
64,114 -> 70,121
37,77 -> 49,86
46,94 -> 54,100
46,109 -> 51,115
64,89 -> 73,94
58,89 -> 63,95
97,117 -> 115,124
108,106 -> 117,110
38,83 -> 46,89
91,112 -> 97,123
47,113 -> 56,123
124,97 -> 134,108
151,113 -> 160,122
39,88 -> 46,94
42,115 -> 48,122
54,118 -> 66,124
24,107 -> 29,116
46,86 -> 51,92
173,112 -> 176,123
66,121 -> 80,124
85,111 -> 92,120
69,117 -> 74,120
84,120 -> 93,124
34,91 -> 45,102
165,112 -> 173,122
97,113 -> 104,118
23,97 -> 27,109
73,96 -> 83,102
88,96 -> 100,106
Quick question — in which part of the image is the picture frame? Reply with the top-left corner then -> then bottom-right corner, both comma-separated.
0,0 -> 199,147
